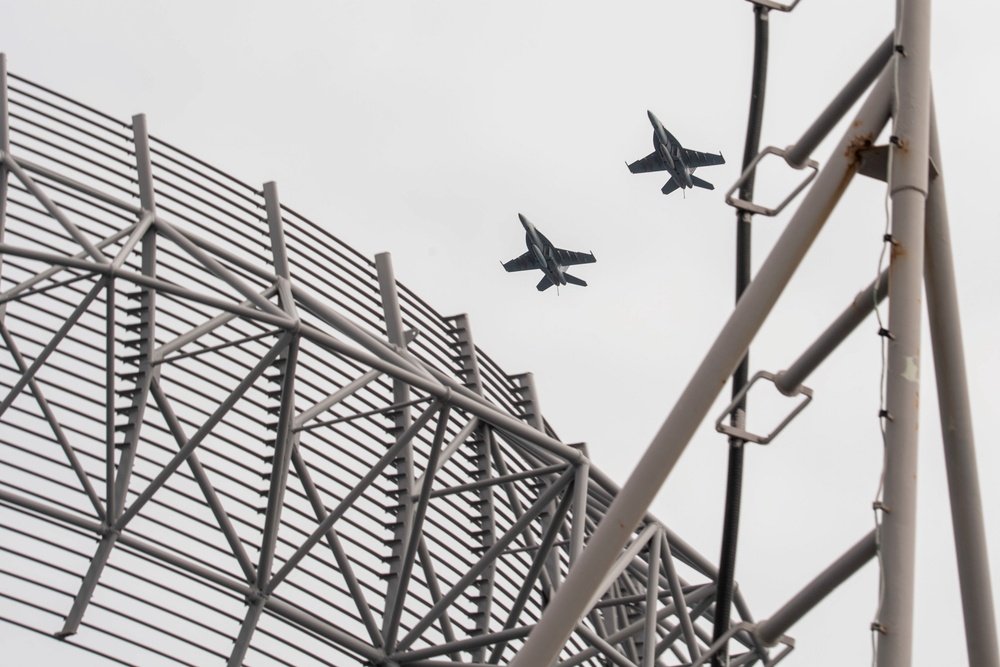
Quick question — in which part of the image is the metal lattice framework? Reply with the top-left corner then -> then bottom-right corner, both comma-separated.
511,3 -> 999,667
0,56 -> 779,666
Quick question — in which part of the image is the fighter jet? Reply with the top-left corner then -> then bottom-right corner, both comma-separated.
502,214 -> 596,292
627,110 -> 725,195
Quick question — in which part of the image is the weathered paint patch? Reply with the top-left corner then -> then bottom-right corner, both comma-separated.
902,355 -> 920,382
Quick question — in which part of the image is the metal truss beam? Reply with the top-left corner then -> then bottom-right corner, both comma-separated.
0,320 -> 104,518
117,331 -> 293,529
393,468 -> 575,654
265,398 -> 445,595
0,152 -> 107,263
151,379 -> 258,583
0,59 -> 842,667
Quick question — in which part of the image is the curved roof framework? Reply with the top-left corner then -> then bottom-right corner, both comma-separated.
0,60 -> 777,665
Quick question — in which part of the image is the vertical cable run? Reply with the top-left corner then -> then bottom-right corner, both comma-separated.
711,6 -> 769,666
871,5 -> 906,661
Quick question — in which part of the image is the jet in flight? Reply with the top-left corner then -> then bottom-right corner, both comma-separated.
502,214 -> 596,292
627,110 -> 725,195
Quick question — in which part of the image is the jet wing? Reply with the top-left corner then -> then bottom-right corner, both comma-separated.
682,148 -> 725,169
503,251 -> 542,273
627,151 -> 668,174
552,248 -> 596,267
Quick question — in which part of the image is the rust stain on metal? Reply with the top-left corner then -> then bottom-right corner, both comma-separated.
816,131 -> 875,221
845,132 -> 876,168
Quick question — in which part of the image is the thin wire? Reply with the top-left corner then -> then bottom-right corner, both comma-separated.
871,3 -> 906,664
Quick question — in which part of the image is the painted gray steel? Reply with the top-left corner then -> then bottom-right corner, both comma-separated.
0,60 -> 767,666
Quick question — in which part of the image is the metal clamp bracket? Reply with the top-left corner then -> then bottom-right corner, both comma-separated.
725,146 -> 819,217
715,370 -> 813,445
745,0 -> 801,11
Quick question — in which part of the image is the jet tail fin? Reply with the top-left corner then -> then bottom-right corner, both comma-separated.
690,175 -> 715,190
661,178 -> 681,195
563,273 -> 588,287
536,276 -> 555,291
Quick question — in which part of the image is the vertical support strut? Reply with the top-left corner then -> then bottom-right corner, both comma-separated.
113,113 -> 158,518
512,372 -> 544,431
375,251 -> 417,649
0,53 -> 9,298
59,114 -> 159,638
448,313 -> 496,660
924,102 -> 1000,667
512,371 -> 562,592
875,2 -> 932,665
642,528 -> 662,667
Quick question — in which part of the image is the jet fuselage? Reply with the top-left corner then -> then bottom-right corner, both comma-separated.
627,111 -> 724,195
649,111 -> 694,189
520,214 -> 566,287
503,214 -> 595,291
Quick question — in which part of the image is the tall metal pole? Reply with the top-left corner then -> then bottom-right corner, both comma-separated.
0,53 -> 9,298
924,101 -> 1000,667
712,6 -> 769,665
876,1 -> 932,664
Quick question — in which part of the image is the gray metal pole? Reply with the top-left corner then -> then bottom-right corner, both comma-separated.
876,1 -> 932,664
924,100 -> 1000,667
0,53 -> 9,296
643,531 -> 661,667
775,269 -> 888,395
755,530 -> 876,647
509,69 -> 894,667
785,33 -> 894,168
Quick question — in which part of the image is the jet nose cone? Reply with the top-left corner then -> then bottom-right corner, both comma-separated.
518,213 -> 532,229
647,109 -> 658,124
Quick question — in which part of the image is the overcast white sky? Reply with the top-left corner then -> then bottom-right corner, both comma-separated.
2,2 -> 999,665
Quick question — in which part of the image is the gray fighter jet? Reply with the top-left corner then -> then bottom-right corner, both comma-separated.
502,214 -> 596,292
628,110 -> 725,195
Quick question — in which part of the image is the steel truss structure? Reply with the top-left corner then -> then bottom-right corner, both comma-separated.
512,3 -> 1000,667
0,55 -> 780,666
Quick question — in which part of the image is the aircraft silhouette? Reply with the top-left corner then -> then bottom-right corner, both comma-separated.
628,110 -> 725,195
502,214 -> 596,292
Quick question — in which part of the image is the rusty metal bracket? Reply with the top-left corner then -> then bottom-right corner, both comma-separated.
856,144 -> 940,183
745,0 -> 800,12
715,370 -> 813,445
725,146 -> 819,217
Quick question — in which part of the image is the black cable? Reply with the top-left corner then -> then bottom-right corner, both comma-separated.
711,5 -> 769,666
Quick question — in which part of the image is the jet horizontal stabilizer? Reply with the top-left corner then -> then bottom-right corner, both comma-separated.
536,276 -> 555,291
563,273 -> 587,287
689,174 -> 715,190
661,178 -> 681,195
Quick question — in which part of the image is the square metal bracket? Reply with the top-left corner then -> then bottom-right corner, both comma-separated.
715,370 -> 813,445
725,146 -> 819,217
746,0 -> 801,11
